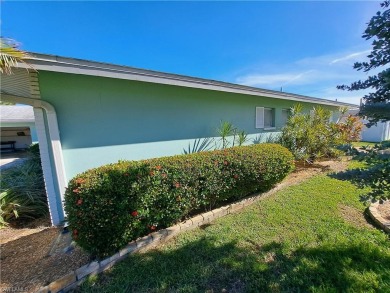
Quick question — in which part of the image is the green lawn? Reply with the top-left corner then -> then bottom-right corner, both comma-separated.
80,169 -> 390,292
351,141 -> 377,148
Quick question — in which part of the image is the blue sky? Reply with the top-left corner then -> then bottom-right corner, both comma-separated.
1,1 -> 383,104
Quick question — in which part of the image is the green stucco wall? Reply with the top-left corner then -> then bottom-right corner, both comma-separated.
38,71 -> 340,179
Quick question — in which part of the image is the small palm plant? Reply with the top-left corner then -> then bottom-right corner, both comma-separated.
217,121 -> 236,149
183,137 -> 215,154
236,130 -> 249,146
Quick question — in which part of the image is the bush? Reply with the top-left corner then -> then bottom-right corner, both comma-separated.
0,144 -> 48,226
279,104 -> 363,162
64,143 -> 294,257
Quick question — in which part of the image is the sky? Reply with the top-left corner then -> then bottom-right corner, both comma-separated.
1,1 -> 384,105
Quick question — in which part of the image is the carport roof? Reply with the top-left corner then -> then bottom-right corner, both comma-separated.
0,105 -> 35,123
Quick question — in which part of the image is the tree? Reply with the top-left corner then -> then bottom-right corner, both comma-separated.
0,37 -> 31,75
337,1 -> 390,126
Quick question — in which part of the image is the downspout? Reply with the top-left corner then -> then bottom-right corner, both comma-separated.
0,93 -> 67,224
37,99 -> 67,200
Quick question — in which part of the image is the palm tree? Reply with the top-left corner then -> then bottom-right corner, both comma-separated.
0,37 -> 31,75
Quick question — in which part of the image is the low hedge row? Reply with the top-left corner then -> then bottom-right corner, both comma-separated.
64,143 -> 294,257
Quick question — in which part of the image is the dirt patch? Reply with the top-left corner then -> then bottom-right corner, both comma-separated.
282,159 -> 349,187
338,204 -> 373,229
0,219 -> 90,293
316,159 -> 350,173
377,201 -> 390,221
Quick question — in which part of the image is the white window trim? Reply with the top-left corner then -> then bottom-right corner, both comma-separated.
256,107 -> 275,129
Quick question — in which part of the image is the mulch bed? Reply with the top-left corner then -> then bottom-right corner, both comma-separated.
0,218 -> 90,293
0,159 -> 350,293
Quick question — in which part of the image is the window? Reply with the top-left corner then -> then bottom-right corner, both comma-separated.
281,108 -> 290,126
256,107 -> 275,129
264,108 -> 275,128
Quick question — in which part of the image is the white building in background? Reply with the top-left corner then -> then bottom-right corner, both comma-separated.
361,120 -> 390,142
348,109 -> 390,142
0,105 -> 38,151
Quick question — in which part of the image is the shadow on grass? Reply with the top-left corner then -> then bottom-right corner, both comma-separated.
328,167 -> 367,184
328,167 -> 376,202
79,236 -> 390,292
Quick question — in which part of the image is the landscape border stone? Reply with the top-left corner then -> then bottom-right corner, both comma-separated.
367,201 -> 390,234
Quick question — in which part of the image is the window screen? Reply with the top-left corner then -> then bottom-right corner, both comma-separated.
264,108 -> 274,128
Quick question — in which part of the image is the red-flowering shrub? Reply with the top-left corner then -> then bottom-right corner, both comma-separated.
64,143 -> 294,257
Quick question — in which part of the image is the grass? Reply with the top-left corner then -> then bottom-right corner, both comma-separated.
351,141 -> 377,148
79,167 -> 390,292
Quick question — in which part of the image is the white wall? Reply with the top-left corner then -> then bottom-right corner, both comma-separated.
361,121 -> 390,142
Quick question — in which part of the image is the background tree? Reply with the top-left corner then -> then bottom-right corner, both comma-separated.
337,1 -> 390,126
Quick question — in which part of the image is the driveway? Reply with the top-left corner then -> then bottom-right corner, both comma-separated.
0,151 -> 29,171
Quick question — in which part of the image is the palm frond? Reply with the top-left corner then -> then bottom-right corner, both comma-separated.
0,38 -> 31,75
183,137 -> 215,154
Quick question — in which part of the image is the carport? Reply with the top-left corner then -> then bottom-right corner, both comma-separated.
0,68 -> 67,226
0,105 -> 38,151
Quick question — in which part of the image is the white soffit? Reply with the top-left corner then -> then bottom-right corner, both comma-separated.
1,68 -> 32,98
0,105 -> 35,123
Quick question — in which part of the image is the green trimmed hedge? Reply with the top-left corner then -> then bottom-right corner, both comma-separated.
64,143 -> 294,257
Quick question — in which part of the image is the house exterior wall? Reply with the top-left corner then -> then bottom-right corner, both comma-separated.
38,71 -> 341,179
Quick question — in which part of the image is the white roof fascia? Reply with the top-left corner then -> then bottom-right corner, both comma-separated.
1,118 -> 35,123
18,53 -> 358,108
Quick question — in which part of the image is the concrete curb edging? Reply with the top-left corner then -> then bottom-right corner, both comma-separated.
367,201 -> 390,234
36,179 -> 291,293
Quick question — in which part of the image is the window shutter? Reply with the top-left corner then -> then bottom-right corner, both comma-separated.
256,107 -> 264,128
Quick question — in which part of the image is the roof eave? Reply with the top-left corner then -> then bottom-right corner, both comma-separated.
17,52 -> 359,108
